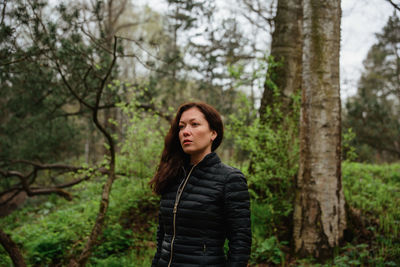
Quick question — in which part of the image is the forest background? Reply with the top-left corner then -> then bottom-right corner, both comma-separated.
0,0 -> 399,266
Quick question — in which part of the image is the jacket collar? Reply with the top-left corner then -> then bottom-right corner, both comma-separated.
196,152 -> 221,168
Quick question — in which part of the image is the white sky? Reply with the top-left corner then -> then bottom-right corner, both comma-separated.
134,0 -> 396,101
341,0 -> 394,99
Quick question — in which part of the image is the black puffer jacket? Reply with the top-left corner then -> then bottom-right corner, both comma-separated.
151,152 -> 251,267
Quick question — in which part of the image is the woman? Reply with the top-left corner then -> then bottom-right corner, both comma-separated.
150,102 -> 251,267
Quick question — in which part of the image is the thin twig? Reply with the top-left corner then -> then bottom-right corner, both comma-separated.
386,0 -> 400,11
0,0 -> 6,25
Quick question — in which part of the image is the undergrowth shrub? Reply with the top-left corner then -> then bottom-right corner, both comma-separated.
0,173 -> 159,266
0,174 -> 105,266
116,98 -> 166,180
226,92 -> 300,264
0,95 -> 164,266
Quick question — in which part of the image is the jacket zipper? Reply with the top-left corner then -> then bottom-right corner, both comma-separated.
167,164 -> 197,267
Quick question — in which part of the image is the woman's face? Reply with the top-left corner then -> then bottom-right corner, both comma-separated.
178,107 -> 217,164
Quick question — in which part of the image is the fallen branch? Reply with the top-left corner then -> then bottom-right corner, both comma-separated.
0,228 -> 26,267
0,163 -> 108,205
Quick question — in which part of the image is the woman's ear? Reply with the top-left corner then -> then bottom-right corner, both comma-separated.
211,130 -> 217,141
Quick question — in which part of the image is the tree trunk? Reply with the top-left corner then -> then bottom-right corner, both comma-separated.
259,0 -> 303,121
251,0 -> 302,175
67,36 -> 119,267
293,0 -> 346,259
0,228 -> 26,267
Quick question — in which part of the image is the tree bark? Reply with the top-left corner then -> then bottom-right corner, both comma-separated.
251,0 -> 302,175
259,0 -> 303,121
0,228 -> 26,267
293,0 -> 346,259
67,36 -> 118,267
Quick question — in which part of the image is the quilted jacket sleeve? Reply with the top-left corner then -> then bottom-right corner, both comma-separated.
224,170 -> 252,267
151,210 -> 164,267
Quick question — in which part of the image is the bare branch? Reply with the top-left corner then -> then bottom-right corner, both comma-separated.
54,60 -> 95,110
91,36 -> 118,165
120,52 -> 171,74
28,188 -> 72,200
117,35 -> 168,63
111,0 -> 128,26
54,177 -> 90,189
242,0 -> 274,28
1,55 -> 31,66
386,0 -> 400,11
0,161 -> 109,206
69,37 -> 119,267
0,169 -> 25,179
81,26 -> 114,55
114,21 -> 144,33
26,0 -> 95,111
0,228 -> 26,267
8,160 -> 84,171
96,36 -> 117,108
0,189 -> 22,206
240,12 -> 270,33
0,0 -> 6,25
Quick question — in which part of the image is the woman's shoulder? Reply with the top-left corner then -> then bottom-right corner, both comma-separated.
219,162 -> 243,175
198,153 -> 246,181
217,163 -> 247,184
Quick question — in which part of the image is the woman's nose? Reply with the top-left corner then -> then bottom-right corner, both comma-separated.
182,127 -> 191,136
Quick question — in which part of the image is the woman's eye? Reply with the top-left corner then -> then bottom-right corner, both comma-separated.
192,122 -> 199,126
178,125 -> 184,129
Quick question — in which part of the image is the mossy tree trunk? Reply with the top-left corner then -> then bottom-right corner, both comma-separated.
252,0 -> 303,177
293,0 -> 346,259
259,0 -> 303,121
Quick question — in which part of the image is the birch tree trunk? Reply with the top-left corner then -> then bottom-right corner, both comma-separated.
293,0 -> 346,258
259,0 -> 302,121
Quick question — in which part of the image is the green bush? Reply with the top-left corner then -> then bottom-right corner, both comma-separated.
116,99 -> 166,180
225,92 -> 300,265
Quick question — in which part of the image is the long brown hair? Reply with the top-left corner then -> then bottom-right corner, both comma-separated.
149,102 -> 224,194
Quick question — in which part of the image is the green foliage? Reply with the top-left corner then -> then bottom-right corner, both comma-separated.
93,225 -> 134,259
227,94 -> 300,195
251,230 -> 286,265
342,162 -> 400,264
0,175 -> 104,265
0,93 -> 165,265
87,248 -> 154,267
116,96 -> 166,179
226,88 -> 300,264
0,0 -> 101,171
330,243 -> 397,267
342,128 -> 358,162
0,173 -> 159,266
343,162 -> 400,236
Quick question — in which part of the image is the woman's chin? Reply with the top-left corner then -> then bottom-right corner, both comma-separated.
182,148 -> 195,155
